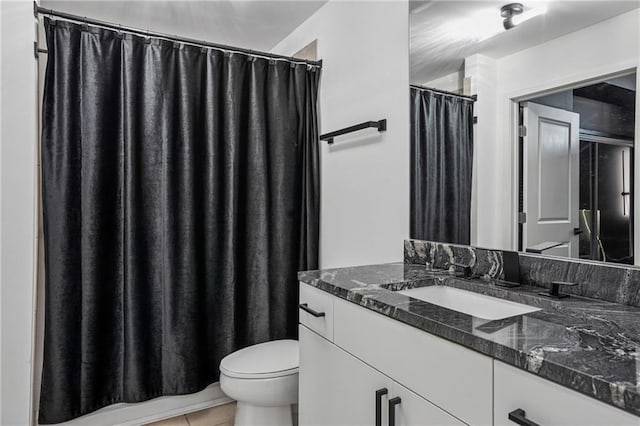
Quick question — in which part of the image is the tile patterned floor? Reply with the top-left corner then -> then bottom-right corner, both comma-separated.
146,402 -> 236,426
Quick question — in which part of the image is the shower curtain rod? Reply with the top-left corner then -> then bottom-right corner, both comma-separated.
410,84 -> 477,102
34,3 -> 323,68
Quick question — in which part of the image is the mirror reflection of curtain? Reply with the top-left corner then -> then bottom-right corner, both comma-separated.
410,88 -> 474,244
39,18 -> 320,424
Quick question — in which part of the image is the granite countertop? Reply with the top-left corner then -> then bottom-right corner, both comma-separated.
298,263 -> 640,417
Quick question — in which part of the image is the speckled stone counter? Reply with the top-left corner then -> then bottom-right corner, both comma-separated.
298,263 -> 640,417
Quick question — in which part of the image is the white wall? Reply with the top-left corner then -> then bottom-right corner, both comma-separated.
469,9 -> 640,251
0,1 -> 39,424
272,0 -> 410,268
421,70 -> 464,93
464,54 -> 497,248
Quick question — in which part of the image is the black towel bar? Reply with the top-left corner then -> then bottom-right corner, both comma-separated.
320,119 -> 387,144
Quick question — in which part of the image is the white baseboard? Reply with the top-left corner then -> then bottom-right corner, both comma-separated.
46,383 -> 233,426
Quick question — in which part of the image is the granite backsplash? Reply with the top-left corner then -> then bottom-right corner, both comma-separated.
405,239 -> 640,307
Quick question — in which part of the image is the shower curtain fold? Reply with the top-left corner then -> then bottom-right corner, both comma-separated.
410,87 -> 474,245
39,18 -> 320,424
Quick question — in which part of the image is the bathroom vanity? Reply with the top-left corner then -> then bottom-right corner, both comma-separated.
297,243 -> 640,426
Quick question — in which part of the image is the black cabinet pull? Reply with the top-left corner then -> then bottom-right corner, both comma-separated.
298,303 -> 325,317
388,397 -> 401,426
508,408 -> 540,426
375,388 -> 388,426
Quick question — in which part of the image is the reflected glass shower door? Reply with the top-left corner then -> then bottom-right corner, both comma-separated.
579,140 -> 634,264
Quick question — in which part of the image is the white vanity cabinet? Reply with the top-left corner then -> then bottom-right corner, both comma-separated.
332,297 -> 493,425
299,325 -> 393,426
494,361 -> 640,426
298,283 -> 640,426
391,382 -> 465,426
299,325 -> 464,426
298,283 -> 487,426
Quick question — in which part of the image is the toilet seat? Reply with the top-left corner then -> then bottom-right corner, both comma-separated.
220,339 -> 298,379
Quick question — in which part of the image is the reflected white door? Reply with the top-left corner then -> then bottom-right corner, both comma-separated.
523,102 -> 580,258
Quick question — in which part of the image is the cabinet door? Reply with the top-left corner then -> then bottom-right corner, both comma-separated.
334,298 -> 492,425
390,382 -> 466,426
299,325 -> 393,426
494,361 -> 640,426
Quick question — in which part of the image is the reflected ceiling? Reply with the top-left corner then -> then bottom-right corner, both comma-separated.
410,1 -> 640,84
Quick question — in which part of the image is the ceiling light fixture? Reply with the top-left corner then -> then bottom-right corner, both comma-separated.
441,2 -> 548,42
500,3 -> 524,30
500,2 -> 549,30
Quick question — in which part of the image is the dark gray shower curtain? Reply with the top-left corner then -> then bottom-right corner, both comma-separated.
410,87 -> 474,244
39,18 -> 319,424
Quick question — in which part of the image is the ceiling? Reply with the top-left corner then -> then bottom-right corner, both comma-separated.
410,1 -> 640,84
40,0 -> 327,52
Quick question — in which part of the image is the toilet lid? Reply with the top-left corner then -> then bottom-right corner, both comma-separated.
220,339 -> 299,379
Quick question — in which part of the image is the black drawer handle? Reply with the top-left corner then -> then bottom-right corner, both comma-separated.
509,408 -> 540,426
388,397 -> 401,426
375,388 -> 388,426
299,303 -> 325,317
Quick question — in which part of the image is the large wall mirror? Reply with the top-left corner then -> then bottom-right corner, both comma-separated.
409,1 -> 640,265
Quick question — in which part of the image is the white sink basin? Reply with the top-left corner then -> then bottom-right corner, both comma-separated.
398,286 -> 541,320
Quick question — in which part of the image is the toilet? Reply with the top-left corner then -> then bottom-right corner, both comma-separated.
219,339 -> 299,426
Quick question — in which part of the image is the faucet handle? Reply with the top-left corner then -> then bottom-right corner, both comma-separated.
447,261 -> 473,278
540,281 -> 578,299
